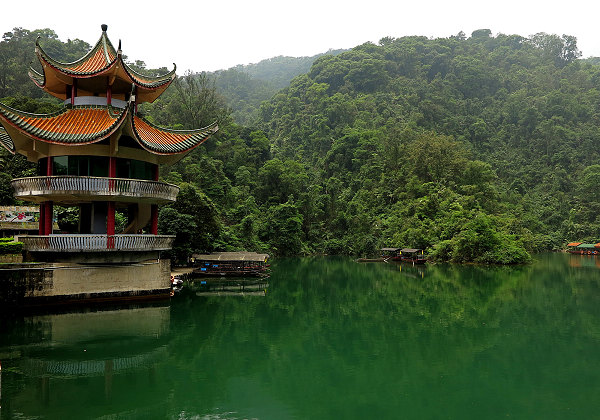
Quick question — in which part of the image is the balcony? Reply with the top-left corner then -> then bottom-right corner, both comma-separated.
11,176 -> 179,204
20,234 -> 175,252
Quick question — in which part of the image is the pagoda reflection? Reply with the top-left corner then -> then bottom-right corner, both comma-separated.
0,303 -> 170,418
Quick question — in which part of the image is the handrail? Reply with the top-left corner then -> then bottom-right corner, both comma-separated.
11,176 -> 179,202
20,234 -> 175,252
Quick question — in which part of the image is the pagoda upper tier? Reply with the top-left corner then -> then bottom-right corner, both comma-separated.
0,24 -> 218,165
29,24 -> 176,103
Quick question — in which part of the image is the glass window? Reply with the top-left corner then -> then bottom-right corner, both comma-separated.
37,158 -> 47,176
116,159 -> 130,178
68,156 -> 79,175
130,160 -> 151,180
90,156 -> 108,177
53,156 -> 68,175
78,156 -> 89,176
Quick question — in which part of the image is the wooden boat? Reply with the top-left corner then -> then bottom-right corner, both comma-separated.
566,242 -> 600,255
398,248 -> 427,265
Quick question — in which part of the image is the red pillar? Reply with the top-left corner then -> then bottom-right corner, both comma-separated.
42,157 -> 53,235
153,164 -> 159,181
151,204 -> 158,235
109,157 -> 116,192
71,79 -> 77,105
38,203 -> 45,235
107,201 -> 115,249
44,201 -> 53,235
106,79 -> 112,106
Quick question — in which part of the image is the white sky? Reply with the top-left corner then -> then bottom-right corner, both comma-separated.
2,0 -> 600,72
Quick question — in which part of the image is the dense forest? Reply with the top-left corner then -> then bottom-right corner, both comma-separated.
2,27 -> 600,264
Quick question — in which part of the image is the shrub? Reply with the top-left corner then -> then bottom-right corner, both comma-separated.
0,241 -> 23,254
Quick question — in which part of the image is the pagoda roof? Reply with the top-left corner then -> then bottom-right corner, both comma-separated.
0,102 -> 127,146
0,100 -> 217,160
131,116 -> 218,155
29,25 -> 176,103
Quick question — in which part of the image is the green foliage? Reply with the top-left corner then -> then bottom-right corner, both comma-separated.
3,27 -> 598,263
0,240 -> 23,254
259,200 -> 304,256
0,28 -> 90,98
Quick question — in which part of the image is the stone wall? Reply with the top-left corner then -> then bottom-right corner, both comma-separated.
0,254 -> 23,263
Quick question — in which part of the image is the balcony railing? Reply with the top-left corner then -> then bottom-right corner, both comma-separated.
11,176 -> 179,204
20,234 -> 175,252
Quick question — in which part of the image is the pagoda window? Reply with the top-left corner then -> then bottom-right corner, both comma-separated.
116,158 -> 154,180
78,157 -> 89,176
53,156 -> 68,175
38,156 -> 155,179
130,160 -> 154,180
116,159 -> 130,178
90,157 -> 109,177
37,158 -> 47,176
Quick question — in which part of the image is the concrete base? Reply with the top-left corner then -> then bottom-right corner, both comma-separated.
0,253 -> 23,263
26,250 -> 161,264
0,259 -> 171,307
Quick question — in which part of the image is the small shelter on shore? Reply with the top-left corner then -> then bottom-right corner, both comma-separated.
191,252 -> 270,277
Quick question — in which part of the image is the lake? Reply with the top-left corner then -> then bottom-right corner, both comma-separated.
1,253 -> 599,419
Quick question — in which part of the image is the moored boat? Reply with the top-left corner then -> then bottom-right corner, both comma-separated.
398,248 -> 427,264
566,242 -> 600,255
191,252 -> 270,277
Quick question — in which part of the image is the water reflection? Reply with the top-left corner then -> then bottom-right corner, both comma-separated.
1,254 -> 600,419
191,277 -> 270,297
0,304 -> 170,419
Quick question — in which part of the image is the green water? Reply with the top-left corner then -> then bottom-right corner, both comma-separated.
1,253 -> 600,419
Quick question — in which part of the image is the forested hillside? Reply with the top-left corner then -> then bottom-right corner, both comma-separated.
2,27 -> 600,263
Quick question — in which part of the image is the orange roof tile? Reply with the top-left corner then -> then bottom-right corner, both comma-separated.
0,103 -> 127,145
0,99 -> 217,156
131,116 -> 218,155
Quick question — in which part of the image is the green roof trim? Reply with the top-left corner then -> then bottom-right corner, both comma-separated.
0,126 -> 15,153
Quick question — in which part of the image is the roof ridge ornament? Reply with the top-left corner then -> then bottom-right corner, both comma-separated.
101,24 -> 108,32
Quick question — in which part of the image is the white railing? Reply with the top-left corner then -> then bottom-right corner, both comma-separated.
11,176 -> 179,202
20,234 -> 175,252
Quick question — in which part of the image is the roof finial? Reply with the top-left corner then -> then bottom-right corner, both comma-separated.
118,39 -> 122,52
101,24 -> 108,32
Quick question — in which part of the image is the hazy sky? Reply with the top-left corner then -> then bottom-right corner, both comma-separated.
2,0 -> 599,72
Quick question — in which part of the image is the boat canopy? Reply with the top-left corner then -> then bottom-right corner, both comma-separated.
401,248 -> 422,253
192,252 -> 269,263
381,248 -> 401,252
577,243 -> 597,249
567,242 -> 582,247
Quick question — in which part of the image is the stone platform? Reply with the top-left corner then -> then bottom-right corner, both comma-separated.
0,258 -> 171,307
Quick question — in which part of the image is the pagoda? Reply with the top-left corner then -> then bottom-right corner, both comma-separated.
0,25 -> 217,303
